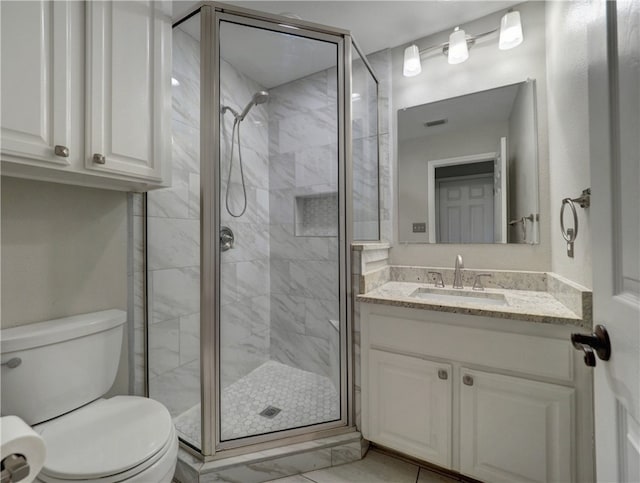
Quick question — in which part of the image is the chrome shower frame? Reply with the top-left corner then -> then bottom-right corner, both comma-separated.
168,1 -> 364,460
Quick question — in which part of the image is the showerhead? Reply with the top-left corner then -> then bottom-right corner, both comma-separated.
238,90 -> 269,121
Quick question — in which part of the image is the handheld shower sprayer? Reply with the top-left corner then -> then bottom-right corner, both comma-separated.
238,91 -> 269,121
222,90 -> 269,218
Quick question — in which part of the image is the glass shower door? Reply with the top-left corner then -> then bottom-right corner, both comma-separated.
217,14 -> 344,445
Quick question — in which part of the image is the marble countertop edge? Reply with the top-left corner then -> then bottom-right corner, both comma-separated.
357,293 -> 587,328
357,279 -> 589,328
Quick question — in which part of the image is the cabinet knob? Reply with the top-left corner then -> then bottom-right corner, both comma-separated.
438,369 -> 448,380
462,374 -> 474,386
54,145 -> 69,157
93,153 -> 106,164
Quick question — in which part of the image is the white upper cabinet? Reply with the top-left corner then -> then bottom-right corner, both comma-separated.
0,1 -> 172,191
85,1 -> 171,183
1,1 -> 77,167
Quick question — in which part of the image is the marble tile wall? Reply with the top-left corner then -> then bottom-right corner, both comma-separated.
351,242 -> 392,431
145,27 -> 202,418
367,49 -> 393,242
352,54 -> 380,241
219,57 -> 271,390
129,193 -> 145,396
268,69 -> 341,388
349,49 -> 393,430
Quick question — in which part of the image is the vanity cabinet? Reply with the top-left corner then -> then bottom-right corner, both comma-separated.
0,1 -> 172,191
459,369 -> 574,483
368,349 -> 452,467
361,303 -> 593,483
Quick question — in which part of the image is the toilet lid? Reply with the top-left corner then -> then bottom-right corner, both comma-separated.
37,396 -> 174,480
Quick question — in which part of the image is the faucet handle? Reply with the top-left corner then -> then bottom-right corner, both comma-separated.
428,271 -> 445,288
472,273 -> 492,291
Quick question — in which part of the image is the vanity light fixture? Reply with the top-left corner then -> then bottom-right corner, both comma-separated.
499,10 -> 524,50
403,44 -> 422,77
402,9 -> 524,77
447,27 -> 469,65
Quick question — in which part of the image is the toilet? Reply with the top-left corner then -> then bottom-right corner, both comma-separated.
0,310 -> 178,482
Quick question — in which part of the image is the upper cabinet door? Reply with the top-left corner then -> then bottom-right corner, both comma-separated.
1,1 -> 76,166
86,1 -> 171,182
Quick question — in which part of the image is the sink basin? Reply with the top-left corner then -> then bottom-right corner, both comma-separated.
409,287 -> 508,306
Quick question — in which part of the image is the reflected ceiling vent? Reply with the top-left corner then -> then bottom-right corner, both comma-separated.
424,118 -> 448,128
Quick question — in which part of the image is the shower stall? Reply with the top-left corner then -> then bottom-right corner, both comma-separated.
145,2 -> 380,459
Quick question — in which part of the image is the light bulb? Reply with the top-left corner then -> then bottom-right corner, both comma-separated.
403,44 -> 422,77
499,11 -> 523,50
448,27 -> 469,65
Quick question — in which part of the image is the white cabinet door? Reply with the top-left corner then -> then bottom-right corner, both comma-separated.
1,1 -> 76,166
85,1 -> 171,183
368,349 -> 452,468
459,369 -> 575,483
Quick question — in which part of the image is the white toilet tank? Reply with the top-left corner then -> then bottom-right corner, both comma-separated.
0,310 -> 126,425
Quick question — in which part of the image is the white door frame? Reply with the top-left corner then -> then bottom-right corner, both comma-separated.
427,152 -> 496,243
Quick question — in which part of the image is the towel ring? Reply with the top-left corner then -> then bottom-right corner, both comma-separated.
560,198 -> 578,243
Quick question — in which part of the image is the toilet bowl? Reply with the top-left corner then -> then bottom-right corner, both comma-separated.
34,397 -> 178,483
0,310 -> 178,482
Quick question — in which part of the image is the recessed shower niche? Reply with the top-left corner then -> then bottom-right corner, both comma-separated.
295,192 -> 339,237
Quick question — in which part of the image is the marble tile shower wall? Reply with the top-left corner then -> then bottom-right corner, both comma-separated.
267,69 -> 341,388
351,49 -> 392,431
368,49 -> 393,242
352,57 -> 380,241
144,28 -> 201,415
219,58 -> 271,390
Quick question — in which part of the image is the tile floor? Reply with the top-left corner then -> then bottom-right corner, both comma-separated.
173,360 -> 340,446
265,449 -> 460,483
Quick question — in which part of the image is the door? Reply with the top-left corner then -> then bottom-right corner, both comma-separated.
459,369 -> 574,482
85,1 -> 171,182
215,12 -> 346,449
437,175 -> 494,243
367,350 -> 452,467
589,1 -> 640,481
0,1 -> 76,166
494,136 -> 508,243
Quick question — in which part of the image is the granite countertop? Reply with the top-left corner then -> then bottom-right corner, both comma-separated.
358,281 -> 586,327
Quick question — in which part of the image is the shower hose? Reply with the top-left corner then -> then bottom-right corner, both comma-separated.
225,114 -> 247,218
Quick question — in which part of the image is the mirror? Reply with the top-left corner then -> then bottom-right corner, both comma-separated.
398,80 -> 540,244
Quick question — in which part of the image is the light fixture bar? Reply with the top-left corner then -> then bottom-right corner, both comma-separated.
415,28 -> 498,58
402,7 -> 523,77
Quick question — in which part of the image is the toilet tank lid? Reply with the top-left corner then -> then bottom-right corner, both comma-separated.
1,309 -> 126,354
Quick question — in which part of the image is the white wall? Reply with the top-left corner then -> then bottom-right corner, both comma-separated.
390,1 -> 551,271
1,176 -> 129,393
545,0 -> 592,288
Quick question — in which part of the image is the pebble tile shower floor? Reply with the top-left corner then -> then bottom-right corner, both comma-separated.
173,360 -> 340,446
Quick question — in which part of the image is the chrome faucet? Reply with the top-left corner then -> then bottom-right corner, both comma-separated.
453,255 -> 464,288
